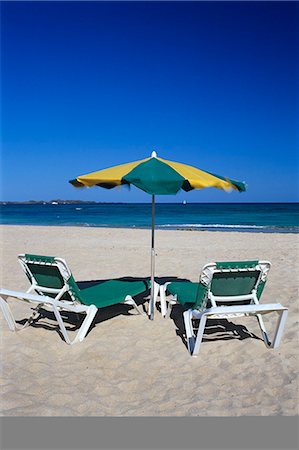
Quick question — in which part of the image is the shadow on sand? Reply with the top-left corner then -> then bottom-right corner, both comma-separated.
169,304 -> 263,351
16,275 -> 261,347
15,275 -> 189,342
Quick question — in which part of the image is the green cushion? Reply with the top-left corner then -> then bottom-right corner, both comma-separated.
26,263 -> 64,290
167,282 -> 208,308
214,261 -> 266,297
67,274 -> 85,303
25,254 -> 56,264
257,280 -> 266,299
211,271 -> 261,296
23,254 -> 149,307
216,260 -> 259,269
24,254 -> 75,302
80,280 -> 149,308
167,261 -> 265,309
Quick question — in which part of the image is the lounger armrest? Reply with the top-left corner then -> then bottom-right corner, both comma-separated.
0,288 -> 50,303
0,288 -> 90,314
197,303 -> 287,317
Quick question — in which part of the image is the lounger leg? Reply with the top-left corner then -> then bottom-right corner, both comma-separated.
124,296 -> 146,316
256,314 -> 271,347
0,290 -> 99,344
183,309 -> 196,355
52,305 -> 72,344
51,305 -> 98,345
154,281 -> 160,313
147,283 -> 160,317
271,310 -> 288,348
192,313 -> 207,357
256,309 -> 288,349
0,295 -> 41,331
73,305 -> 98,344
159,284 -> 167,317
0,295 -> 16,331
166,293 -> 177,319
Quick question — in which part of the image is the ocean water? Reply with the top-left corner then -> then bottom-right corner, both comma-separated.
1,203 -> 298,233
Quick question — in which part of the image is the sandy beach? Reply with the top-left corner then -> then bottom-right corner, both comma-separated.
0,225 -> 298,416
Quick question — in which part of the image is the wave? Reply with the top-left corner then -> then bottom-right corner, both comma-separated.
158,223 -> 267,229
157,223 -> 299,232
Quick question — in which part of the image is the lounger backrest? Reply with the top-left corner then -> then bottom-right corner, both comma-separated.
18,254 -> 83,303
196,260 -> 271,308
211,271 -> 260,297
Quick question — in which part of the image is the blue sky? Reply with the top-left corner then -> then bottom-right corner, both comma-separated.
1,1 -> 298,202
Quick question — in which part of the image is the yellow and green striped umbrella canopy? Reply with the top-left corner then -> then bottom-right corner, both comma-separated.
69,153 -> 246,195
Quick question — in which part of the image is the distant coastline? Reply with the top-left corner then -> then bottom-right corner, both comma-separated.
1,200 -> 298,205
0,200 -> 125,205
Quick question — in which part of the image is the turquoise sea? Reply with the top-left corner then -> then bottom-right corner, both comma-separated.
1,203 -> 298,233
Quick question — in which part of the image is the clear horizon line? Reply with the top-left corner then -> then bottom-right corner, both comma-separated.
1,201 -> 298,205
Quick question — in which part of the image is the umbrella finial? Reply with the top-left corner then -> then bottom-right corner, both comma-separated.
151,151 -> 157,158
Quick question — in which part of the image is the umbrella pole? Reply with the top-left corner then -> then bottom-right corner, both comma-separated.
149,194 -> 155,320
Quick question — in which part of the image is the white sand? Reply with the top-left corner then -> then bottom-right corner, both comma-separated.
0,225 -> 298,416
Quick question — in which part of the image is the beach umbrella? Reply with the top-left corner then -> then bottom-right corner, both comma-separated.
69,151 -> 246,319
